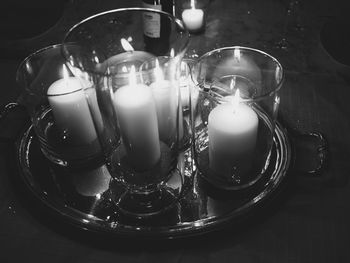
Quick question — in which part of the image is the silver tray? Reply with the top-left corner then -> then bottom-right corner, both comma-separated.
15,122 -> 291,239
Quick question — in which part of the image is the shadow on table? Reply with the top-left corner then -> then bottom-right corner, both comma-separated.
0,0 -> 67,41
320,17 -> 350,67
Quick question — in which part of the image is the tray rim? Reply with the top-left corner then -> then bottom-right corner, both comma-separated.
15,121 -> 291,239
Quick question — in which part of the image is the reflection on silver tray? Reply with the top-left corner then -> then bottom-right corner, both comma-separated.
16,122 -> 291,239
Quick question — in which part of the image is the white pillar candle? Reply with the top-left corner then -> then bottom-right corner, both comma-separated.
113,67 -> 161,171
208,92 -> 258,176
181,0 -> 204,32
150,79 -> 177,143
149,60 -> 178,143
47,72 -> 97,146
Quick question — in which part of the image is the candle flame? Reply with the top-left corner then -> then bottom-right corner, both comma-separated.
121,65 -> 128,73
232,89 -> 240,113
170,48 -> 175,58
229,76 -> 236,91
154,59 -> 164,82
128,65 -> 137,86
121,38 -> 134,52
191,0 -> 195,9
62,64 -> 69,81
234,48 -> 241,62
92,50 -> 100,63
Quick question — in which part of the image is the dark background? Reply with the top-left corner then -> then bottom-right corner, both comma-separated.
1,0 -> 350,262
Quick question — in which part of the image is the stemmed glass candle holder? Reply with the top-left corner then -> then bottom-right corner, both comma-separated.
16,44 -> 102,167
62,8 -> 190,217
192,47 -> 284,190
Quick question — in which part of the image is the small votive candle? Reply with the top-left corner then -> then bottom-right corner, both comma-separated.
181,0 -> 204,33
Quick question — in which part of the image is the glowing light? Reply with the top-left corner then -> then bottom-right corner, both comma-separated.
229,76 -> 236,91
121,38 -> 134,52
92,50 -> 100,63
232,89 -> 240,113
170,48 -> 175,58
234,48 -> 241,62
191,0 -> 195,9
121,65 -> 128,73
128,65 -> 137,86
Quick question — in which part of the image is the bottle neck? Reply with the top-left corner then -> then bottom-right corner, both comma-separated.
142,0 -> 174,15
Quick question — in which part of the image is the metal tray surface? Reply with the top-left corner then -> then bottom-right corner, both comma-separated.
16,122 -> 291,239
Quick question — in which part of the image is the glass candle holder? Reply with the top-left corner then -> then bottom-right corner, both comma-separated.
16,44 -> 102,167
192,47 -> 284,190
62,8 -> 190,217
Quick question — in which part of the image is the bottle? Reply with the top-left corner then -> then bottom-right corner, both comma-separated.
142,0 -> 173,55
142,0 -> 173,15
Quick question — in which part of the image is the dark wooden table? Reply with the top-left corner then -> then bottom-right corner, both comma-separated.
1,0 -> 350,262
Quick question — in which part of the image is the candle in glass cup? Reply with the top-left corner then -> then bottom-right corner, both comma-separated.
47,65 -> 97,145
208,90 -> 258,176
113,66 -> 161,171
150,59 -> 177,143
181,0 -> 204,32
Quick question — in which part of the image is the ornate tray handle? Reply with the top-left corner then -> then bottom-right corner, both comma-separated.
290,131 -> 328,177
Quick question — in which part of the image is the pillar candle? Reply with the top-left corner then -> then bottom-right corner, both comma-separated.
150,79 -> 177,143
149,60 -> 178,143
113,79 -> 161,171
47,76 -> 97,145
208,99 -> 258,176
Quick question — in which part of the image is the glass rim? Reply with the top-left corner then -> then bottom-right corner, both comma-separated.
195,46 -> 285,102
62,7 -> 190,77
16,43 -> 65,85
